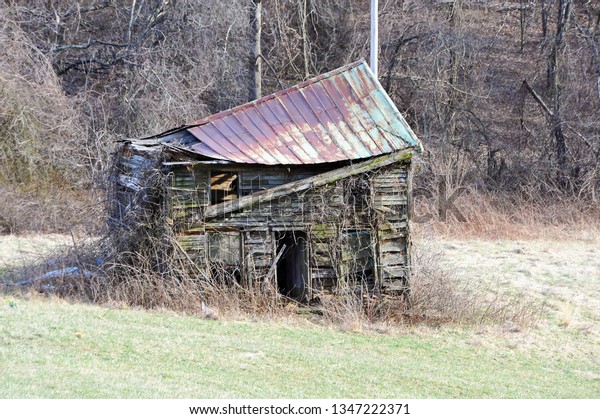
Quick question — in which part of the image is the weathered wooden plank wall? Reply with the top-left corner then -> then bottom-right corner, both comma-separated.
115,144 -> 412,295
372,165 -> 410,290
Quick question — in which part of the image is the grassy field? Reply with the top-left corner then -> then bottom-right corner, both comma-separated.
1,296 -> 598,398
0,235 -> 599,398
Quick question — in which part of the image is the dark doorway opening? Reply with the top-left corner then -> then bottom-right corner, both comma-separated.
276,231 -> 308,300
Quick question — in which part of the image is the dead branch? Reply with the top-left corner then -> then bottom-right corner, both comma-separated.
521,80 -> 554,118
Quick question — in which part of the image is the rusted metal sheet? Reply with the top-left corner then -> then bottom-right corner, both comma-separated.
159,60 -> 420,165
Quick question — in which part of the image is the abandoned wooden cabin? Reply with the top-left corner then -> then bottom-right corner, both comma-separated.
113,60 -> 423,299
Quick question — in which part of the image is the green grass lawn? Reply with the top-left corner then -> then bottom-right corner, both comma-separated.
1,296 -> 598,398
1,236 -> 599,398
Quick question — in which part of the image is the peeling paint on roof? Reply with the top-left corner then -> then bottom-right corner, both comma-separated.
157,59 -> 421,165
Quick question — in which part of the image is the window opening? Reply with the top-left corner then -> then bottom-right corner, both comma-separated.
210,171 -> 238,204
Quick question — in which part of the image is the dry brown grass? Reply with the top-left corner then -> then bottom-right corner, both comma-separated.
408,236 -> 544,328
0,229 -> 544,332
413,189 -> 600,241
0,233 -> 73,267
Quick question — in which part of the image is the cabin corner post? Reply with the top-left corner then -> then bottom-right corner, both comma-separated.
404,157 -> 414,307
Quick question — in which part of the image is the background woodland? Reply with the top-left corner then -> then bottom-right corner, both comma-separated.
0,0 -> 598,235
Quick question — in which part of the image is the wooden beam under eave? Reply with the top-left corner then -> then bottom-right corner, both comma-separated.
203,148 -> 415,219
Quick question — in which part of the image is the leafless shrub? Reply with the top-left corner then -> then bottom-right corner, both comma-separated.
0,12 -> 82,183
312,287 -> 389,332
405,240 -> 543,328
1,228 -> 543,332
414,186 -> 600,241
0,9 -> 105,233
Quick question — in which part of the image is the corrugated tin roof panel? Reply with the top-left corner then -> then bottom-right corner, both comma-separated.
167,59 -> 420,165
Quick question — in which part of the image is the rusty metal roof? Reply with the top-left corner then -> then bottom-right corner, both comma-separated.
159,60 -> 421,165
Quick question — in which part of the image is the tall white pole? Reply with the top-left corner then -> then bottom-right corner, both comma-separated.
370,0 -> 378,78
254,0 -> 262,99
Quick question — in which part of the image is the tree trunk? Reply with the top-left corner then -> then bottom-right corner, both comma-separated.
547,0 -> 572,185
541,0 -> 549,39
519,0 -> 525,52
299,0 -> 311,79
447,0 -> 462,142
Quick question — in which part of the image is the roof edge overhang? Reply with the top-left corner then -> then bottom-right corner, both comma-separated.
360,62 -> 424,154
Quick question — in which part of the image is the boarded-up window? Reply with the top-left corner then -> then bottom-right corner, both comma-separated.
208,232 -> 241,264
342,230 -> 373,283
210,171 -> 238,204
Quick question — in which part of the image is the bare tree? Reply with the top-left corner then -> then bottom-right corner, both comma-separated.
547,0 -> 572,184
